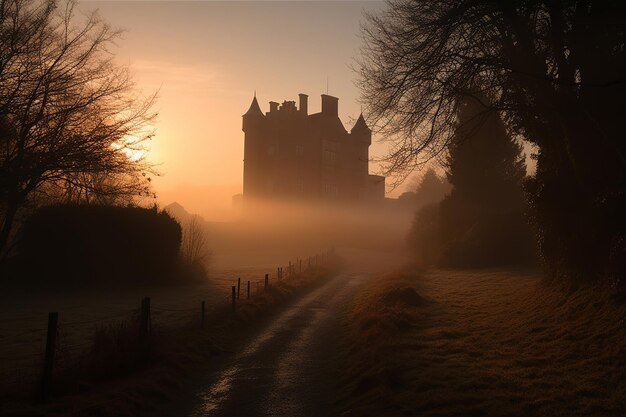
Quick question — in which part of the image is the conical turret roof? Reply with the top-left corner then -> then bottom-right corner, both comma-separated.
351,113 -> 370,132
243,96 -> 264,117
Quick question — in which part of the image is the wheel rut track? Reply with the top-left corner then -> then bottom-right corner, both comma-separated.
185,272 -> 370,417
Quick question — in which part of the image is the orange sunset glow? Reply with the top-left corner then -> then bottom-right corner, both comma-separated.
84,0 -> 387,219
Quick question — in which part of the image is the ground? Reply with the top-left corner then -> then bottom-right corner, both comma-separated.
168,248 -> 406,417
337,268 -> 626,417
176,271 -> 369,417
3,251 -> 624,416
0,265 -> 267,394
0,248 -> 328,416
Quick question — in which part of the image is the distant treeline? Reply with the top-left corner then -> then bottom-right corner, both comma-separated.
9,204 -> 184,287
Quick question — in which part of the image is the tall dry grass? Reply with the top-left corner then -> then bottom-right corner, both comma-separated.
337,268 -> 626,417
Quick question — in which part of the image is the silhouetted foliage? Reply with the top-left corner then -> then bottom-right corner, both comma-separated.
87,319 -> 153,382
415,169 -> 450,206
406,203 -> 440,265
400,169 -> 451,210
408,94 -> 535,267
359,0 -> 626,283
179,215 -> 212,281
180,215 -> 210,264
15,204 -> 181,286
0,0 -> 157,259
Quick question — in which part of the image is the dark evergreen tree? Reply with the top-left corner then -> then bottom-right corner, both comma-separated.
414,169 -> 450,207
438,94 -> 534,267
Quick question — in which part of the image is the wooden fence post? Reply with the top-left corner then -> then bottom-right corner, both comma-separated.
231,286 -> 236,313
201,301 -> 205,329
277,267 -> 280,280
38,312 -> 58,403
265,273 -> 269,289
247,280 -> 251,299
237,277 -> 241,300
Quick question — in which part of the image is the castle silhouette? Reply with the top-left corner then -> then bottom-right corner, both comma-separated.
242,93 -> 385,201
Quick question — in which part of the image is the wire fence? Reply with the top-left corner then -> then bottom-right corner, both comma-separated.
0,249 -> 334,400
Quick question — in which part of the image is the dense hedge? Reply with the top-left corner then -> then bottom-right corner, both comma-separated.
15,204 -> 182,286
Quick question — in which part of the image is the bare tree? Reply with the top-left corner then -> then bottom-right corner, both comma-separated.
180,215 -> 210,266
358,0 -> 626,283
0,0 -> 157,257
56,172 -> 153,206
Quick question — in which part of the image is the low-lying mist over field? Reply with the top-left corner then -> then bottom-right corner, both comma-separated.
168,198 -> 414,270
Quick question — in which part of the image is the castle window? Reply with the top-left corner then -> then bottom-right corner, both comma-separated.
295,144 -> 304,156
323,182 -> 338,196
323,150 -> 337,165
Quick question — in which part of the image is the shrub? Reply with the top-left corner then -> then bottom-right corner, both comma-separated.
15,204 -> 182,286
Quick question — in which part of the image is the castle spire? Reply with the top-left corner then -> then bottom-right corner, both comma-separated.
243,95 -> 263,117
351,113 -> 370,133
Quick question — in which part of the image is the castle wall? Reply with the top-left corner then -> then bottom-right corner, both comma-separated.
242,94 -> 383,202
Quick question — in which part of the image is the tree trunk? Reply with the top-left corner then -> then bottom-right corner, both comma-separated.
0,199 -> 19,262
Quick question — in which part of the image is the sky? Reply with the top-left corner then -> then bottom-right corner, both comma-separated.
83,0 -> 388,220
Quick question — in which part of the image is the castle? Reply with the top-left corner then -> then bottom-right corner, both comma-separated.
241,93 -> 385,202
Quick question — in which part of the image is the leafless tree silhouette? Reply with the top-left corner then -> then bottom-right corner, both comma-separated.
0,0 -> 157,258
181,215 -> 210,266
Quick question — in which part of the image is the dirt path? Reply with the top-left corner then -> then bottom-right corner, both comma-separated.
178,270 -> 371,417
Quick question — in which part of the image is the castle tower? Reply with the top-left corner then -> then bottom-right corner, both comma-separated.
351,113 -> 371,142
349,113 -> 373,198
242,95 -> 265,197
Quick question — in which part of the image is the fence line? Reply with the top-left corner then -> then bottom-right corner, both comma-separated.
0,248 -> 335,401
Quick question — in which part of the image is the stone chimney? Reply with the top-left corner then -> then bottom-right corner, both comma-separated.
321,94 -> 338,116
299,93 -> 308,115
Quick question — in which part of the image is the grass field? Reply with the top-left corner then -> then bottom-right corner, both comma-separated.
0,252 -> 337,417
337,267 -> 626,417
0,256 -> 301,399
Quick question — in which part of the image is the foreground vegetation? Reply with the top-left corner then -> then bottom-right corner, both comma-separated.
0,0 -> 157,258
8,204 -> 185,287
1,263 -> 340,417
337,267 -> 626,416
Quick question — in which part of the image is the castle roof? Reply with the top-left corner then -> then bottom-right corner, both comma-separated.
243,96 -> 264,117
351,113 -> 370,133
308,111 -> 348,133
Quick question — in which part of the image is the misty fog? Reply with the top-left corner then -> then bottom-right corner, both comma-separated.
170,197 -> 415,271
